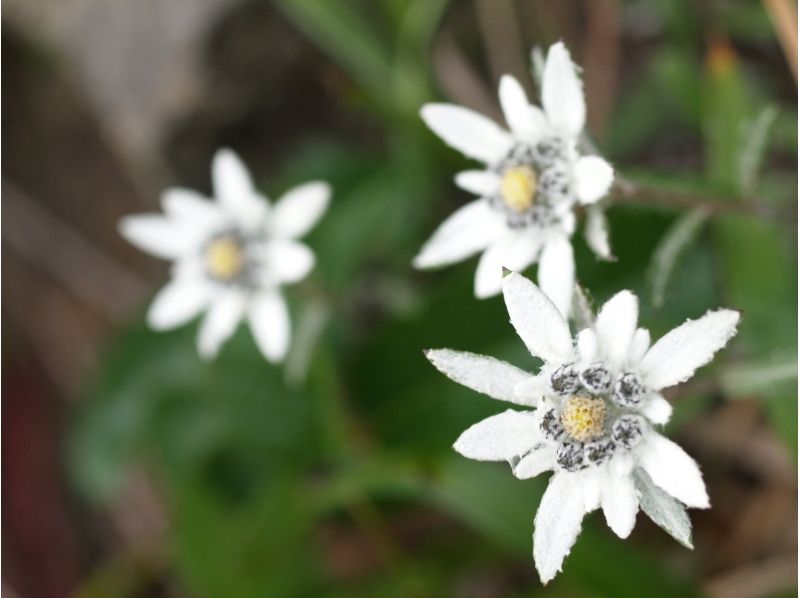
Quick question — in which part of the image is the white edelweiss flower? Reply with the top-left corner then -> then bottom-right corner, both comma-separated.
414,42 -> 614,314
424,271 -> 739,584
119,148 -> 330,363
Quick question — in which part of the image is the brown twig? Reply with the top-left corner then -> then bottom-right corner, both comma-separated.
609,177 -> 787,220
2,179 -> 149,319
762,0 -> 798,82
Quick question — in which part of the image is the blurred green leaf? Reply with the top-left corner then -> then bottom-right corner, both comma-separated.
720,353 -> 797,399
648,208 -> 710,308
738,105 -> 778,194
273,0 -> 393,105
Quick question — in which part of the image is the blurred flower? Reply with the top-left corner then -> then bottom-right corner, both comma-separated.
425,271 -> 739,583
120,149 -> 330,362
415,42 -> 614,314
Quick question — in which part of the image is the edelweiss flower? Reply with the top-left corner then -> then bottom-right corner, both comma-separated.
414,42 -> 614,314
425,272 -> 739,583
120,149 -> 330,362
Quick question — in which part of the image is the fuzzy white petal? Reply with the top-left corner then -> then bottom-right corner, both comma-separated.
573,156 -> 614,204
413,200 -> 505,269
421,104 -> 514,164
595,290 -> 638,370
502,272 -> 575,363
533,472 -> 585,584
513,445 -> 555,479
453,409 -> 538,461
197,290 -> 246,360
584,206 -> 613,259
248,290 -> 290,363
454,170 -> 501,196
627,328 -> 651,366
264,240 -> 315,284
426,349 -> 538,406
641,395 -> 673,425
637,433 -> 709,508
640,310 -> 740,390
576,328 -> 598,363
475,233 -> 543,299
513,374 -> 550,406
271,181 -> 330,239
579,468 -> 603,513
498,75 -> 547,141
600,469 -> 639,538
147,278 -> 211,330
161,188 -> 224,231
541,42 -> 586,138
537,234 -> 575,318
212,149 -> 267,227
119,215 -> 198,259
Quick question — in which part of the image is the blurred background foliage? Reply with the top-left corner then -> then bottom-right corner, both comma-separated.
2,0 -> 797,597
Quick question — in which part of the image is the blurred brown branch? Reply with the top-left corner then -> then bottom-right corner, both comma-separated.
2,179 -> 148,319
610,177 -> 790,220
705,553 -> 797,598
762,0 -> 798,82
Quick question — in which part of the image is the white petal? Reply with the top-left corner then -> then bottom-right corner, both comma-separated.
595,290 -> 638,370
537,234 -> 575,318
161,188 -> 223,231
498,75 -> 547,141
513,374 -> 550,406
584,206 -> 613,259
637,433 -> 709,508
576,328 -> 598,363
425,349 -> 538,406
513,445 -> 555,479
211,148 -> 267,227
413,200 -> 504,269
541,42 -> 586,137
533,472 -> 585,584
600,469 -> 639,538
147,278 -> 211,330
197,290 -> 246,359
264,240 -> 315,284
639,310 -> 740,390
641,394 -> 673,425
573,156 -> 614,204
421,103 -> 513,164
475,233 -> 543,299
579,468 -> 602,513
119,215 -> 200,259
271,181 -> 331,239
453,409 -> 538,461
454,170 -> 501,196
248,290 -> 290,363
502,271 -> 575,363
627,328 -> 651,366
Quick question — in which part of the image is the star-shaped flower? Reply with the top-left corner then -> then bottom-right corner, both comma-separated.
414,42 -> 614,314
425,271 -> 739,583
120,148 -> 330,362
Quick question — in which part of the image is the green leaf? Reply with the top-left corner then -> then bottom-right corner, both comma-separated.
634,467 -> 693,549
738,106 -> 778,194
720,353 -> 797,398
648,208 -> 709,308
272,0 -> 393,105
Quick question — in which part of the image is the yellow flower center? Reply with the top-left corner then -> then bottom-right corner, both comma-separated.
500,166 -> 538,212
205,236 -> 245,280
561,396 -> 606,441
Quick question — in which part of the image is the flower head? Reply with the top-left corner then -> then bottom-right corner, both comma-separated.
414,42 -> 614,314
120,148 -> 330,363
425,271 -> 739,583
